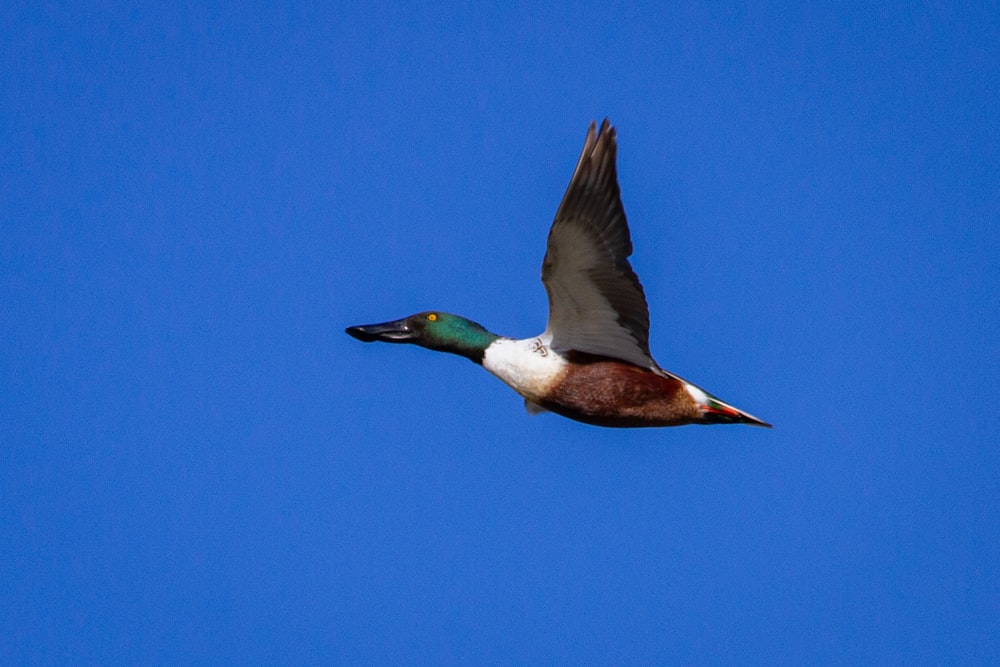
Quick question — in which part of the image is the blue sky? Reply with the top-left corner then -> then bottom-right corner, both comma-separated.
3,2 -> 998,663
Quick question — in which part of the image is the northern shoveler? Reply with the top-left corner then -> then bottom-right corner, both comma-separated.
347,120 -> 771,428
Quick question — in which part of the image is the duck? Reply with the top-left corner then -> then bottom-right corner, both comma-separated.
347,119 -> 771,428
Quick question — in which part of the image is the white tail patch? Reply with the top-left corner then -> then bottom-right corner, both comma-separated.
683,382 -> 710,406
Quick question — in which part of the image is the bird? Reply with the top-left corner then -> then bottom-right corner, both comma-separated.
346,119 -> 771,428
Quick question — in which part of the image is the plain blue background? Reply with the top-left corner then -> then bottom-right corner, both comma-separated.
3,3 -> 998,663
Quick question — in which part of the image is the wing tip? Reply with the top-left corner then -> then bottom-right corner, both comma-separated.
581,118 -> 616,157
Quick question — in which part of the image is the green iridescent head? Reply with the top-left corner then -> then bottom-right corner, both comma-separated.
346,311 -> 499,363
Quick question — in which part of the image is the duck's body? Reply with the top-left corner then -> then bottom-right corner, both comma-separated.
347,120 -> 770,429
481,338 -> 728,428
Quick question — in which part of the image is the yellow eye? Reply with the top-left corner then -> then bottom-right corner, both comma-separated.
427,313 -> 438,321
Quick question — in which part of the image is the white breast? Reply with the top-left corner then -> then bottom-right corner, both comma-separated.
482,337 -> 568,402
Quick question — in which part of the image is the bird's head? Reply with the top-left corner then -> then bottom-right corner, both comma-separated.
346,311 -> 499,363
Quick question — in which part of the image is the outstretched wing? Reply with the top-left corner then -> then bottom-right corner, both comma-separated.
541,120 -> 655,369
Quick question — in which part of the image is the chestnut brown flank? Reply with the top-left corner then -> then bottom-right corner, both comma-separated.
541,354 -> 702,428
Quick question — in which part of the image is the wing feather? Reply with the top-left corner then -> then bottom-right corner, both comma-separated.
541,120 -> 655,369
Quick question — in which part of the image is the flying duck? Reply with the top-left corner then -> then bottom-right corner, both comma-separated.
347,120 -> 770,428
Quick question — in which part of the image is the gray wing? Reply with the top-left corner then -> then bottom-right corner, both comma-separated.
540,119 -> 655,369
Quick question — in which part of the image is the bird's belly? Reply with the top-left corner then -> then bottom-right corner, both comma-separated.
540,360 -> 701,428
